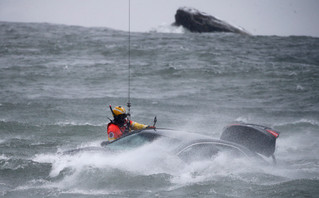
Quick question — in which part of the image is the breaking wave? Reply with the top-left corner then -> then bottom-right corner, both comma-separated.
149,23 -> 186,34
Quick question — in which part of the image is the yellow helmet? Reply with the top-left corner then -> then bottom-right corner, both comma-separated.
113,106 -> 126,116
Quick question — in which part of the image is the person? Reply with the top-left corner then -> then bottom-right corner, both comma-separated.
107,105 -> 155,141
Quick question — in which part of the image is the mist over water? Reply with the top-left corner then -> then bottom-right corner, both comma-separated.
1,22 -> 319,197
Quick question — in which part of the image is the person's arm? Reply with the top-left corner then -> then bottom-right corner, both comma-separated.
130,121 -> 148,130
130,120 -> 156,130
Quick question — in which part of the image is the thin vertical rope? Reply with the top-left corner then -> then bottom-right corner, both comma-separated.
127,0 -> 131,119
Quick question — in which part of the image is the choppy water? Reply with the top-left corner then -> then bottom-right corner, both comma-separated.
1,21 -> 319,197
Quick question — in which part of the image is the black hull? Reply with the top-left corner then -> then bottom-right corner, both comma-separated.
220,123 -> 279,157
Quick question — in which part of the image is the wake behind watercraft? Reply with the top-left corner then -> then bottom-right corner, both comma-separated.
64,122 -> 280,164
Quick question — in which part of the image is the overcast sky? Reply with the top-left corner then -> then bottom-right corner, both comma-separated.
0,0 -> 318,37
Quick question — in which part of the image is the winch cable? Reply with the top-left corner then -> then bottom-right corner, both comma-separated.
127,0 -> 132,129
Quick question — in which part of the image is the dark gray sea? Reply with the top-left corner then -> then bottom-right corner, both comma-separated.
1,21 -> 319,197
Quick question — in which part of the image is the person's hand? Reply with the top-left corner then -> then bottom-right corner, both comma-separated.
147,125 -> 156,129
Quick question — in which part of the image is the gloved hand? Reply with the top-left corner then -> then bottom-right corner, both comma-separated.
147,125 -> 156,129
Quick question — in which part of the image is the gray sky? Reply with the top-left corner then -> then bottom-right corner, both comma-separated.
0,0 -> 318,37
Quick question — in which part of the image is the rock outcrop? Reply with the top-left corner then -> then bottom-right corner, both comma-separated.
173,7 -> 249,35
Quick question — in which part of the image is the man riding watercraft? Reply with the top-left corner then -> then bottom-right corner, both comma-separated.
107,105 -> 156,141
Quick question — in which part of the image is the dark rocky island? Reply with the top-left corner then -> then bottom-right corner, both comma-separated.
173,7 -> 249,35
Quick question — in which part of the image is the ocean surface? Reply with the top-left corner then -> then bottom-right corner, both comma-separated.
0,21 -> 319,198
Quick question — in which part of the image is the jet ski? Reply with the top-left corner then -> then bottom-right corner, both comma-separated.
96,122 -> 280,164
